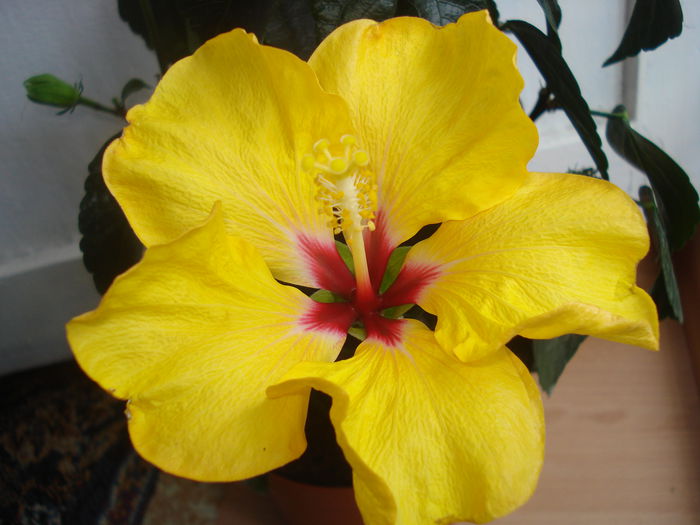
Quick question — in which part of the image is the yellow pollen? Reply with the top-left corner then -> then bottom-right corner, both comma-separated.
330,157 -> 348,174
302,135 -> 376,237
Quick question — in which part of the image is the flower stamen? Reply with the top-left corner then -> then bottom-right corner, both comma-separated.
303,135 -> 377,300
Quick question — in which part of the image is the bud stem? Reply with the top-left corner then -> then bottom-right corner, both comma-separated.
78,97 -> 126,118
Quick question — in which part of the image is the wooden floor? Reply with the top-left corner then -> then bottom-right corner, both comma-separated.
495,320 -> 700,525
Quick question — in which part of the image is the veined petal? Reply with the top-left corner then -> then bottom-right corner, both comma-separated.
309,12 -> 537,247
67,206 -> 348,481
403,172 -> 659,361
104,29 -> 355,289
269,320 -> 544,525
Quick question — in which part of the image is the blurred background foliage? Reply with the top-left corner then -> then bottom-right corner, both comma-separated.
24,0 -> 698,395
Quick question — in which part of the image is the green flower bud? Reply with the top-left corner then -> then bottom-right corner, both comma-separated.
23,74 -> 82,111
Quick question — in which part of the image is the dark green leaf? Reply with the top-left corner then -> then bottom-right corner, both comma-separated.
650,275 -> 676,321
606,105 -> 699,251
639,186 -> 683,321
260,2 -> 318,59
313,0 -> 397,40
506,336 -> 535,372
536,0 -> 561,30
335,240 -> 355,274
310,289 -> 347,303
408,0 -> 494,26
118,0 -> 192,72
534,334 -> 587,395
604,0 -> 683,67
535,0 -> 561,49
118,1 -> 319,67
79,135 -> 143,294
120,78 -> 150,103
379,246 -> 411,294
505,20 -> 609,179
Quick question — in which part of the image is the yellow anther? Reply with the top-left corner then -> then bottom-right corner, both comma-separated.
306,136 -> 376,237
340,134 -> 356,146
313,138 -> 330,153
353,150 -> 370,167
329,157 -> 349,174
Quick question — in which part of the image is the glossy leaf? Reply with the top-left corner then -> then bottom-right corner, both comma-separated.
606,105 -> 700,252
604,0 -> 683,66
505,20 -> 609,179
408,0 -> 499,26
639,186 -> 683,321
79,135 -> 143,294
312,0 -> 397,40
533,334 -> 587,395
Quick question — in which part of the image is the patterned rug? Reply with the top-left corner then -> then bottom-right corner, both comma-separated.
0,360 -> 158,525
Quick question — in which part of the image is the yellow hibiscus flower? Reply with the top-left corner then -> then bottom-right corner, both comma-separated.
67,11 -> 658,525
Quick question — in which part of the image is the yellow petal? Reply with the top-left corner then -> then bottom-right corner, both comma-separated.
404,172 -> 659,361
104,29 -> 355,288
309,12 -> 537,246
269,320 -> 544,525
67,206 -> 348,481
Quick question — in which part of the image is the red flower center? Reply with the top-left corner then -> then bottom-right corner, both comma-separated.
299,214 -> 439,346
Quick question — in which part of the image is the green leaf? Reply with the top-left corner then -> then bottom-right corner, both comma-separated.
603,0 -> 683,67
605,105 -> 700,252
506,336 -> 535,372
535,0 -> 561,50
312,0 -> 397,40
505,20 -> 609,180
310,289 -> 347,303
79,135 -> 144,294
639,186 -> 683,321
536,0 -> 561,30
259,2 -> 318,59
533,334 -> 587,395
118,1 -> 319,67
120,78 -> 150,103
335,240 -> 355,274
379,246 -> 411,294
650,275 -> 676,321
408,0 -> 496,26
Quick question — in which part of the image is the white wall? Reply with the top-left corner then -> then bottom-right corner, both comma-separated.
0,1 -> 158,276
0,1 -> 157,374
1,1 -> 698,374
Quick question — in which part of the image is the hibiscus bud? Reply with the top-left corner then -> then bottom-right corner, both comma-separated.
23,74 -> 82,110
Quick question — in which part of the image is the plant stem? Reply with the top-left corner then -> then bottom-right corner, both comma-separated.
77,97 -> 126,118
